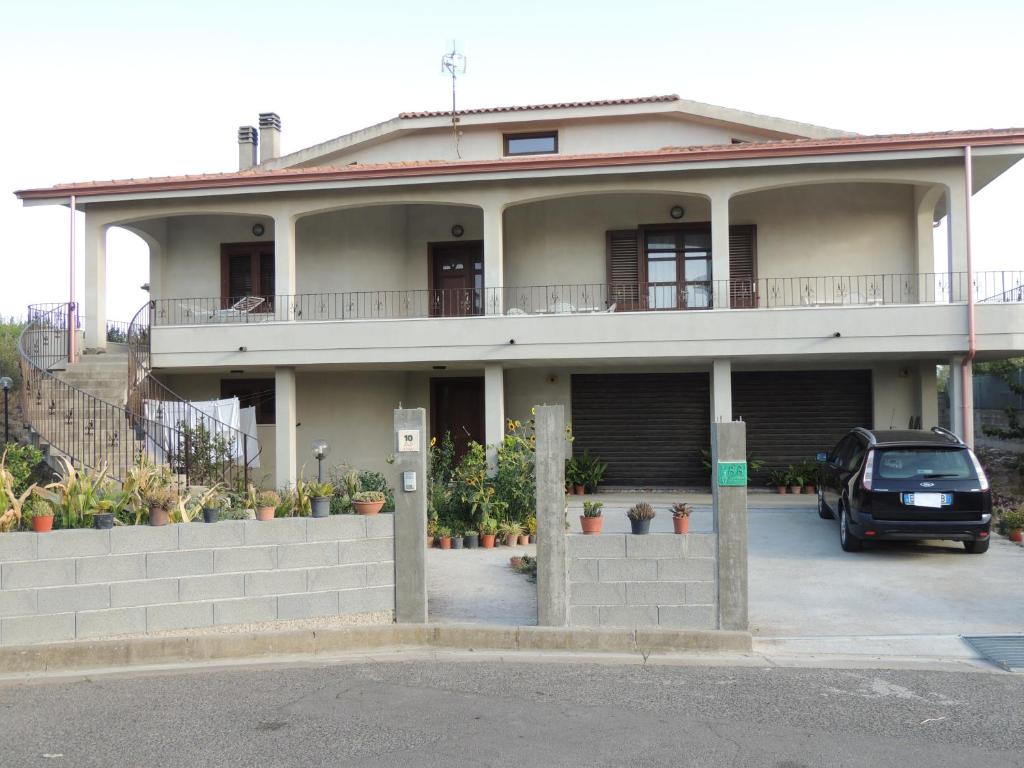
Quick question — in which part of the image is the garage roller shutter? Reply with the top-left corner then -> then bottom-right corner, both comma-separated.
732,370 -> 873,479
571,373 -> 710,487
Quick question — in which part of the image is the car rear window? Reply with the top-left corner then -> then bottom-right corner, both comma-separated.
874,448 -> 976,480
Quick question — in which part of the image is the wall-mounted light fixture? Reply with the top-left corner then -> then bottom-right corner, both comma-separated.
252,223 -> 265,236
451,224 -> 464,238
670,205 -> 685,220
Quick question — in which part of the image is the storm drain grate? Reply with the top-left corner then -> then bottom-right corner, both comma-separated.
963,635 -> 1024,672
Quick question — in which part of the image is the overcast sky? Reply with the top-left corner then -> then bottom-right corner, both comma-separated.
1,0 -> 1021,323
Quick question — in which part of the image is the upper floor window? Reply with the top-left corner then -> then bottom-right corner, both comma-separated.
504,131 -> 558,156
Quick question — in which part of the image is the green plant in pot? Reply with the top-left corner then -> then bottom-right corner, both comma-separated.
565,457 -> 585,495
499,520 -> 524,547
576,450 -> 608,493
256,490 -> 280,521
202,489 -> 227,524
450,528 -> 465,549
526,515 -> 537,543
670,502 -> 692,534
626,501 -> 655,535
45,458 -> 108,529
24,494 -> 55,533
436,525 -> 452,549
307,481 -> 334,518
142,485 -> 177,527
479,516 -> 498,548
1002,507 -> 1024,543
352,490 -> 386,516
786,467 -> 805,495
767,469 -> 789,494
580,500 -> 604,535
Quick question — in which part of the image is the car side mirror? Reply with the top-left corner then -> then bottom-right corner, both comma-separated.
815,452 -> 828,463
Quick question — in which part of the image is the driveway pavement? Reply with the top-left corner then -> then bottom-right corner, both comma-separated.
427,493 -> 1024,641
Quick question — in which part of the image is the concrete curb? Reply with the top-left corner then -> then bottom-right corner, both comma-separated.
0,623 -> 752,675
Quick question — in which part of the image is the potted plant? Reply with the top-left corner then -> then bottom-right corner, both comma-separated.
451,529 -> 465,549
142,486 -> 176,527
787,467 -> 804,495
517,529 -> 530,545
307,481 -> 333,518
500,520 -> 523,547
801,461 -> 819,494
25,495 -> 55,533
580,500 -> 604,535
626,502 -> 655,535
352,490 -> 386,515
566,457 -> 585,495
464,529 -> 479,548
256,490 -> 280,521
202,490 -> 225,524
479,517 -> 498,548
526,515 -> 537,543
427,518 -> 437,548
670,502 -> 692,534
767,469 -> 788,494
1002,508 -> 1024,543
577,450 -> 608,493
437,525 -> 452,549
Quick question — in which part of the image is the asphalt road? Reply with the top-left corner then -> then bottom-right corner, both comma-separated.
1,657 -> 1021,767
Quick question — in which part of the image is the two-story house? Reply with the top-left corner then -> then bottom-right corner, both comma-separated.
15,94 -> 1024,489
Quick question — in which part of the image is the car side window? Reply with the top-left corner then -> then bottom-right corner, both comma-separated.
831,436 -> 853,467
844,440 -> 867,473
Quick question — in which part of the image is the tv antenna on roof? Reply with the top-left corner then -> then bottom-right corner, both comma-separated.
441,41 -> 467,158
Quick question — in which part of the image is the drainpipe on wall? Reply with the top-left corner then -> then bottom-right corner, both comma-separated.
961,145 -> 976,446
68,194 -> 77,365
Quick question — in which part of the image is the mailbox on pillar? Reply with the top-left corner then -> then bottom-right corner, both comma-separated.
393,409 -> 428,623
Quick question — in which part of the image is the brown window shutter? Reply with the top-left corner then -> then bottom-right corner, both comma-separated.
728,224 -> 757,308
606,229 -> 640,310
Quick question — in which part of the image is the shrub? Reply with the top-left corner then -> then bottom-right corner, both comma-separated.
1001,507 -> 1024,530
306,481 -> 333,498
0,444 -> 44,497
352,490 -> 386,503
626,502 -> 656,521
582,501 -> 604,518
257,490 -> 280,507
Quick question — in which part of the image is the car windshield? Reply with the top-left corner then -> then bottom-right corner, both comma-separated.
874,448 -> 976,481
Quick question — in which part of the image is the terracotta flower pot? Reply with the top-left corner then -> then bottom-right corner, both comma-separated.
510,556 -> 524,568
149,506 -> 169,527
353,500 -> 384,516
426,535 -> 433,548
1010,528 -> 1023,543
518,534 -> 530,545
504,533 -> 518,547
256,506 -> 276,521
480,533 -> 496,548
439,536 -> 452,550
31,515 -> 54,533
573,485 -> 585,495
789,486 -> 803,495
579,516 -> 603,535
804,485 -> 816,495
672,516 -> 690,534
776,486 -> 787,494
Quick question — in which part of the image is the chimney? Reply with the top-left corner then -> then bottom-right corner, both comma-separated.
237,126 -> 258,171
258,112 -> 281,163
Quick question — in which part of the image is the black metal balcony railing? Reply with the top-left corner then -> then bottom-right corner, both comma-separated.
149,271 -> 1024,327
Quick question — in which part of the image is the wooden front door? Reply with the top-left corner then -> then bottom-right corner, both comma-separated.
429,241 -> 484,317
431,377 -> 485,459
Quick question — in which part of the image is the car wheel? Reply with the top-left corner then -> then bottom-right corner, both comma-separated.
817,490 -> 833,520
964,538 -> 990,554
839,505 -> 863,552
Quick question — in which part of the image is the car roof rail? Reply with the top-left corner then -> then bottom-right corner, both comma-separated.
851,426 -> 877,445
930,426 -> 964,445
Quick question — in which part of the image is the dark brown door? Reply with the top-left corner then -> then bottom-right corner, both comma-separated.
429,242 -> 483,317
221,243 -> 275,311
431,377 -> 485,458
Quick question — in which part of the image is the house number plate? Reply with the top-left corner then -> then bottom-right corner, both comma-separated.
397,429 -> 421,453
717,461 -> 748,487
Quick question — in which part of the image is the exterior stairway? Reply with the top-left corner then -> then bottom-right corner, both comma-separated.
55,345 -> 130,406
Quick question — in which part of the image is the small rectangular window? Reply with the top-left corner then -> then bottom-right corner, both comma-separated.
504,131 -> 558,156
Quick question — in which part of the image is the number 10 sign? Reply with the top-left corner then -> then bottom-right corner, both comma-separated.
397,429 -> 421,453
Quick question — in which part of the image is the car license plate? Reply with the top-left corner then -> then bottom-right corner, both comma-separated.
902,493 -> 952,508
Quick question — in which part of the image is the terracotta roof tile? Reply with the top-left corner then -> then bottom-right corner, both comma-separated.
398,94 -> 680,119
15,127 -> 1024,200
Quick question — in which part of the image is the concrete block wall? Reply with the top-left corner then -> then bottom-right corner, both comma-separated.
0,516 -> 394,646
566,533 -> 717,630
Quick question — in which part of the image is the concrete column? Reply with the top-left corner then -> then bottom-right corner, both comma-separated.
712,421 -> 747,632
948,359 -> 963,438
484,363 -> 505,473
274,212 -> 296,319
274,367 -> 297,490
83,216 -> 108,352
961,358 -> 975,448
914,186 -> 943,276
946,183 -> 969,278
710,192 -> 730,308
917,361 -> 939,430
393,408 -> 428,623
710,359 -> 732,423
535,404 -> 568,627
483,204 -> 504,314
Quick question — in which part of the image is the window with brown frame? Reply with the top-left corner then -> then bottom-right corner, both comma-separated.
503,131 -> 558,156
642,225 -> 712,310
220,243 -> 275,310
220,378 -> 275,424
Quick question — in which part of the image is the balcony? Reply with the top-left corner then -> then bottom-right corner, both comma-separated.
145,271 -> 1024,369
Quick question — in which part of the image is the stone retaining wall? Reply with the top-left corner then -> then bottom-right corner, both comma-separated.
0,516 -> 394,646
566,533 -> 717,629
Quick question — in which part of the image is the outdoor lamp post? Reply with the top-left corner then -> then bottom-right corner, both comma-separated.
0,377 -> 12,445
312,439 -> 330,482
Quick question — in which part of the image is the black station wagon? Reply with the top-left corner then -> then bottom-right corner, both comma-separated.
817,427 -> 992,554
